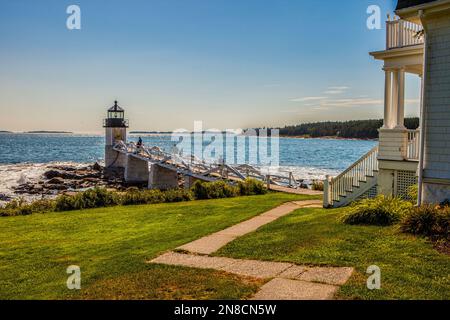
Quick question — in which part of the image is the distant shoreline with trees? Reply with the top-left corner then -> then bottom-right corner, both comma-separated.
277,118 -> 419,140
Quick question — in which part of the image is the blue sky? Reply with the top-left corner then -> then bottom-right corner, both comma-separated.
0,0 -> 420,133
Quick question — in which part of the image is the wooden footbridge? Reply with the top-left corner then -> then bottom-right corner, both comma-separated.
112,140 -> 305,189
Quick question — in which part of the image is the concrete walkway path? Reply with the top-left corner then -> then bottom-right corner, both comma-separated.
176,200 -> 322,255
148,200 -> 354,300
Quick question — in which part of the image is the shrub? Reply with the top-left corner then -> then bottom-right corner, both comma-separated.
237,178 -> 267,196
192,180 -> 239,200
406,184 -> 418,203
0,208 -> 15,217
28,199 -> 56,213
312,181 -> 324,191
0,198 -> 40,216
401,205 -> 449,240
55,188 -> 120,211
342,195 -> 413,226
163,189 -> 194,203
121,189 -> 165,205
55,195 -> 76,212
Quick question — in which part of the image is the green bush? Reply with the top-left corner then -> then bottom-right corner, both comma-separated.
342,195 -> 413,226
55,195 -> 76,212
401,205 -> 449,240
0,198 -> 38,217
312,181 -> 324,191
163,189 -> 194,203
192,180 -> 239,200
237,178 -> 267,196
406,184 -> 418,203
28,199 -> 56,213
55,188 -> 120,211
121,189 -> 165,206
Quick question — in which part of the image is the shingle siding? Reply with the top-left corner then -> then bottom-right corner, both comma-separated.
424,15 -> 450,179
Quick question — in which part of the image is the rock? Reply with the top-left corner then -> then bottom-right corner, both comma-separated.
44,170 -> 63,179
45,184 -> 68,191
0,194 -> 11,201
62,191 -> 77,197
47,177 -> 65,185
32,185 -> 44,191
93,162 -> 103,171
300,183 -> 309,189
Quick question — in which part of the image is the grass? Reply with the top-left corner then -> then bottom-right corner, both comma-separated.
0,192 -> 314,300
215,207 -> 450,300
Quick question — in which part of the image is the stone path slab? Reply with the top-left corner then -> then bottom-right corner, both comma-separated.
177,200 -> 322,255
298,267 -> 354,286
219,259 -> 293,279
251,278 -> 338,300
176,234 -> 237,255
151,252 -> 236,270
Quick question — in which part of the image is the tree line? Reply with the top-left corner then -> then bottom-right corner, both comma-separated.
277,118 -> 419,139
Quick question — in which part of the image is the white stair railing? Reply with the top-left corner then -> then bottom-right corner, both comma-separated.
324,146 -> 379,207
407,129 -> 420,161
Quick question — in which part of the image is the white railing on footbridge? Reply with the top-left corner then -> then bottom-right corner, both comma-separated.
112,140 -> 307,189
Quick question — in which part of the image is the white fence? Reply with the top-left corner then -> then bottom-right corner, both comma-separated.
386,19 -> 424,50
407,129 -> 420,160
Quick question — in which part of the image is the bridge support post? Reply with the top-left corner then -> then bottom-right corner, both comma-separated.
184,176 -> 199,189
148,164 -> 179,190
323,176 -> 332,208
124,155 -> 149,184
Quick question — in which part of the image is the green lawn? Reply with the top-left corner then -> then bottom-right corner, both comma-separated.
215,207 -> 450,300
0,192 -> 314,300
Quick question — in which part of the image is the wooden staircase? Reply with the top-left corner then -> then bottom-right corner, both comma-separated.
323,146 -> 379,208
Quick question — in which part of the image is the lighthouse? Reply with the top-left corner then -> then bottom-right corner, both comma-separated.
103,100 -> 128,168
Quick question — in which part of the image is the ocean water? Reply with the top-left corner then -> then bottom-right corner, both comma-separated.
0,133 -> 376,193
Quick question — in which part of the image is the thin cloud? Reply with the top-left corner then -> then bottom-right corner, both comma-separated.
323,86 -> 350,95
324,90 -> 344,94
290,96 -> 326,102
321,98 -> 382,107
329,86 -> 350,90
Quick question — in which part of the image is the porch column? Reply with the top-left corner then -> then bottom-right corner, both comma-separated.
383,68 -> 392,129
395,68 -> 406,129
391,69 -> 399,128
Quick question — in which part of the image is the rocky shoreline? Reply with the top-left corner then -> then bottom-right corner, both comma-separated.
1,163 -> 132,204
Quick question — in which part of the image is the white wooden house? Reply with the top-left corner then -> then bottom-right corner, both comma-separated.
324,0 -> 450,207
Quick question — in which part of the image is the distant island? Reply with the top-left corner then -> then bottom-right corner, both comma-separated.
130,131 -> 173,135
25,131 -> 73,134
275,118 -> 419,140
0,130 -> 12,133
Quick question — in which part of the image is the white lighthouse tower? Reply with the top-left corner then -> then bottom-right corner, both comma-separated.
103,100 -> 128,168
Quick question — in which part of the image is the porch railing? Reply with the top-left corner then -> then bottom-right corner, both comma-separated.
327,146 -> 379,205
407,129 -> 420,160
386,19 -> 424,50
